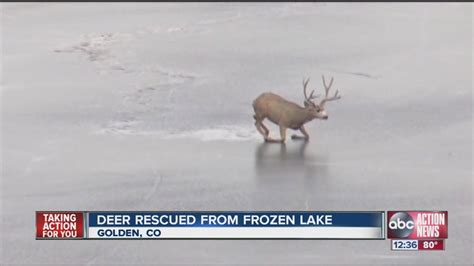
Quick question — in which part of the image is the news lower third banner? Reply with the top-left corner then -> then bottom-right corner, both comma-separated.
36,211 -> 385,239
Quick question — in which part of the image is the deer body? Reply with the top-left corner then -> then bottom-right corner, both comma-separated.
253,93 -> 313,130
253,76 -> 341,143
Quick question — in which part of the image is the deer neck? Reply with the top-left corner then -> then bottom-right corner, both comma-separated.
303,108 -> 315,123
292,106 -> 314,127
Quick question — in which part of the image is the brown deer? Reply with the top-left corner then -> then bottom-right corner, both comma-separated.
253,75 -> 341,143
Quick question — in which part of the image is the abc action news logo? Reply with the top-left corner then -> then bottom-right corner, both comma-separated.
387,211 -> 447,239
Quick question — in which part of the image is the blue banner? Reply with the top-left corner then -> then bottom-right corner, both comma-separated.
88,211 -> 383,228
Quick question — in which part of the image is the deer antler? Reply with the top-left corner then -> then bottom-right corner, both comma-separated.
319,75 -> 341,108
303,78 -> 319,103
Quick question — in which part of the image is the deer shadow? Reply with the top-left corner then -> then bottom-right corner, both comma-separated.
253,141 -> 330,190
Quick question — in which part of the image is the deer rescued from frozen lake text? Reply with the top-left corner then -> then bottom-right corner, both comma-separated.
252,75 -> 341,143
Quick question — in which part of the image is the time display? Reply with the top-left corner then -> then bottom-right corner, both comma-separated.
392,240 -> 418,250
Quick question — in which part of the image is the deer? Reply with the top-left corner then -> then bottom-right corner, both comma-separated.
252,75 -> 341,143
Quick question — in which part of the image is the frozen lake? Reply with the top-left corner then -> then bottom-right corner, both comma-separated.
1,3 -> 472,264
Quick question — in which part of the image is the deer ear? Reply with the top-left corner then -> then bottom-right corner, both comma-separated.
304,101 -> 309,107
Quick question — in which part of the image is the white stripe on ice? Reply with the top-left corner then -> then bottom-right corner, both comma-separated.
93,125 -> 262,142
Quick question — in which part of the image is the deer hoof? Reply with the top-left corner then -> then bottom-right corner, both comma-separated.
291,135 -> 309,141
291,135 -> 303,140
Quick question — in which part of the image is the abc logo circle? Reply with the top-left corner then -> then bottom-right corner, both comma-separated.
388,212 -> 414,238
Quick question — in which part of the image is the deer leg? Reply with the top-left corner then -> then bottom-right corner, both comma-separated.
254,121 -> 267,139
259,121 -> 270,136
279,125 -> 287,143
291,125 -> 310,141
266,125 -> 286,143
254,116 -> 270,140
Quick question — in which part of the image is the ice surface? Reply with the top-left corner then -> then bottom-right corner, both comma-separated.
1,3 -> 472,264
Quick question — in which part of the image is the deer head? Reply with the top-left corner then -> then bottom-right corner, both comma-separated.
302,75 -> 341,120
